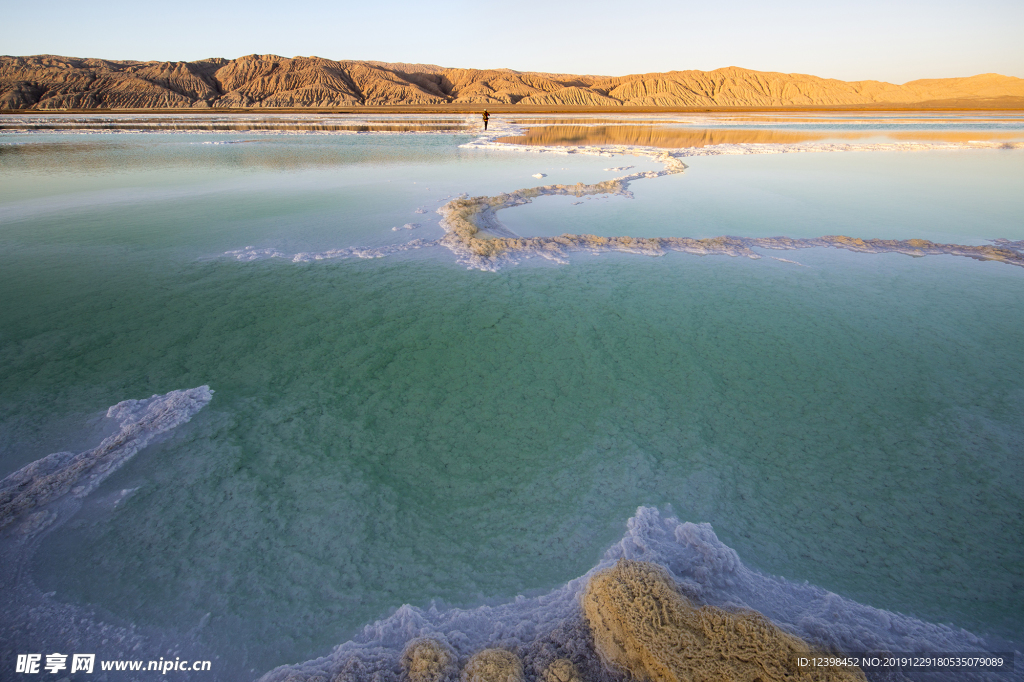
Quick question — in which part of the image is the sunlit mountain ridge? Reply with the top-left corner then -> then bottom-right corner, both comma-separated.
3,54 -> 1023,109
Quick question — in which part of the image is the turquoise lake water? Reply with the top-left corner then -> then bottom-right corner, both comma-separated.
1,120 -> 1022,678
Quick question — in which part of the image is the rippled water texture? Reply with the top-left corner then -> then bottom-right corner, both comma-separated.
1,116 -> 1022,679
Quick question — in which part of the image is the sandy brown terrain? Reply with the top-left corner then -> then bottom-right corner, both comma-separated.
2,54 -> 1024,111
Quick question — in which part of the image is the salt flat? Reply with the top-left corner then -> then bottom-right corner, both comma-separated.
1,113 -> 1022,681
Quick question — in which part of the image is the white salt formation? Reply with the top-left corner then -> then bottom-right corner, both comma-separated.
259,507 -> 1011,682
226,239 -> 435,262
221,134 -> 1023,274
0,387 -> 216,680
0,386 -> 213,537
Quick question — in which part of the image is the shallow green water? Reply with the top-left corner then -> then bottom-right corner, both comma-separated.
501,149 -> 1024,242
1,131 -> 1022,675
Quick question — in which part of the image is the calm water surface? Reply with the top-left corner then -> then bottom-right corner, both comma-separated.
1,119 -> 1022,677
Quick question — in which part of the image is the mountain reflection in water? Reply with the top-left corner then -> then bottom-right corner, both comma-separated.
497,125 -> 1024,147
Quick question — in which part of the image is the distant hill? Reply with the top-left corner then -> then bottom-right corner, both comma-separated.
2,54 -> 1023,110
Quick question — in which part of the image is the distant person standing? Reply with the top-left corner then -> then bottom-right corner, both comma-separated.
482,110 -> 490,131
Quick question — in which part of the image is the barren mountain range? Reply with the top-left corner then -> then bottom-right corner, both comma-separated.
2,54 -> 1023,110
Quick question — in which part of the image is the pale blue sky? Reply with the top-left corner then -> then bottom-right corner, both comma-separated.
4,0 -> 1023,83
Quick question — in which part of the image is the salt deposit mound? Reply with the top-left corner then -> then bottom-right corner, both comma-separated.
461,649 -> 524,682
402,638 -> 458,682
583,559 -> 865,682
259,507 -> 1011,682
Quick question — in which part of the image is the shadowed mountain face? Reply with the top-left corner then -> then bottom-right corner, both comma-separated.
2,54 -> 1023,109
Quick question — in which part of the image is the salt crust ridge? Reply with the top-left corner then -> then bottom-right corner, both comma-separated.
260,507 -> 1017,682
0,386 -> 213,536
0,112 -> 490,137
0,387 -> 215,680
223,130 -> 1024,273
446,134 -> 1023,270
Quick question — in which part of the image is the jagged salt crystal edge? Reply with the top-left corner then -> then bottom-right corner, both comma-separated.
259,506 -> 1015,682
0,386 -> 214,537
0,387 -> 219,681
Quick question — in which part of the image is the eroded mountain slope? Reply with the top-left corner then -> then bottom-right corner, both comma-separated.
2,54 -> 1022,109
